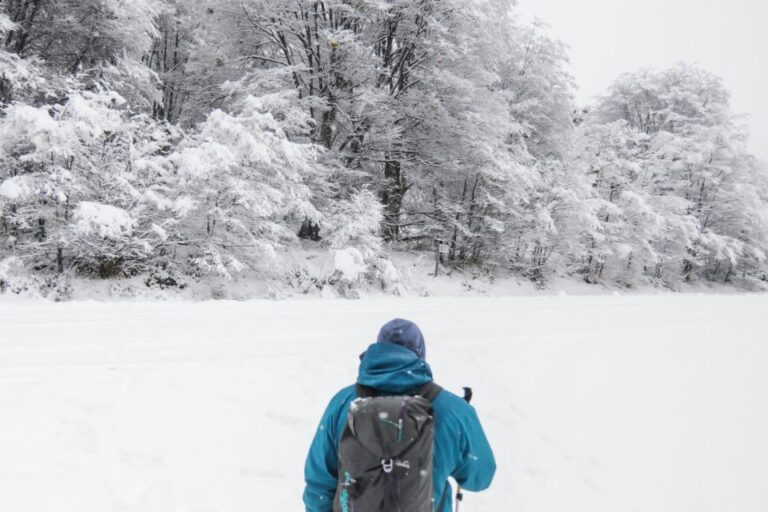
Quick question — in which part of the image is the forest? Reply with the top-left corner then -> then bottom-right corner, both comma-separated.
1,0 -> 767,297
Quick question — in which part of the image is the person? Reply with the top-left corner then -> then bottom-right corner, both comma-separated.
303,318 -> 496,511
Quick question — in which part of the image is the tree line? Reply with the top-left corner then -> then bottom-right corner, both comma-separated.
1,0 -> 766,296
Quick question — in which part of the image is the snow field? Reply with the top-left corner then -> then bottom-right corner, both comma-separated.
1,295 -> 767,512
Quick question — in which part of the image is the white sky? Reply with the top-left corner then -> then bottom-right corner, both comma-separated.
515,0 -> 768,160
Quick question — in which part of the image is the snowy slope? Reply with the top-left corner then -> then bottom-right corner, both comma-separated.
1,295 -> 767,512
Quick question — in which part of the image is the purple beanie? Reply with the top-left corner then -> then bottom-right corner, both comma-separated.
376,318 -> 426,359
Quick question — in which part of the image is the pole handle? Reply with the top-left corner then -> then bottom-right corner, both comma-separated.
462,386 -> 473,404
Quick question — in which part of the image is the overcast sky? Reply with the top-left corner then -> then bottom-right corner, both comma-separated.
515,0 -> 768,160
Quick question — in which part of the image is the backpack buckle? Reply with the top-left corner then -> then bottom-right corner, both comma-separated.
381,459 -> 394,473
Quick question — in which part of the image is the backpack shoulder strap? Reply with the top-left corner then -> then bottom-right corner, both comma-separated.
354,381 -> 443,401
414,381 -> 442,402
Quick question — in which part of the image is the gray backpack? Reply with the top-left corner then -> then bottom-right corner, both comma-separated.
334,382 -> 442,512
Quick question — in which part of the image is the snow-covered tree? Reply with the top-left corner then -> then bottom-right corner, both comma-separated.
579,64 -> 768,287
0,85 -> 182,277
170,93 -> 324,278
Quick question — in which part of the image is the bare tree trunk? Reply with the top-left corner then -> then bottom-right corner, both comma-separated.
381,158 -> 405,241
449,177 -> 468,261
460,174 -> 481,261
56,247 -> 63,274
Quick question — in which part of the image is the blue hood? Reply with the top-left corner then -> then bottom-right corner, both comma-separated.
357,342 -> 433,393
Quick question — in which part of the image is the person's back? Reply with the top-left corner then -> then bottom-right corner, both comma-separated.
303,319 -> 496,512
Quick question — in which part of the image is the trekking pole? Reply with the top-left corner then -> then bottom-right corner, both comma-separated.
455,386 -> 473,512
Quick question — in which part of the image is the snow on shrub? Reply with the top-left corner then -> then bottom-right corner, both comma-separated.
331,247 -> 367,283
0,176 -> 35,202
0,257 -> 32,295
0,256 -> 59,299
0,104 -> 60,157
312,189 -> 400,293
73,202 -> 135,239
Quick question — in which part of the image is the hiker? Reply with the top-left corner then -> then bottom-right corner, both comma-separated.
303,318 -> 496,512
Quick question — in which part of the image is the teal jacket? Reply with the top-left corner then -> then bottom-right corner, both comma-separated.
303,343 -> 496,511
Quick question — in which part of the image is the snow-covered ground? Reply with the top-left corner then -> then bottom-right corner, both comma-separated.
1,295 -> 767,512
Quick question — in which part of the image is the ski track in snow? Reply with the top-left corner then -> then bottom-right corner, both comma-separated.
1,295 -> 767,512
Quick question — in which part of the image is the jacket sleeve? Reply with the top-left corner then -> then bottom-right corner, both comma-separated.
303,391 -> 347,512
451,403 -> 496,491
